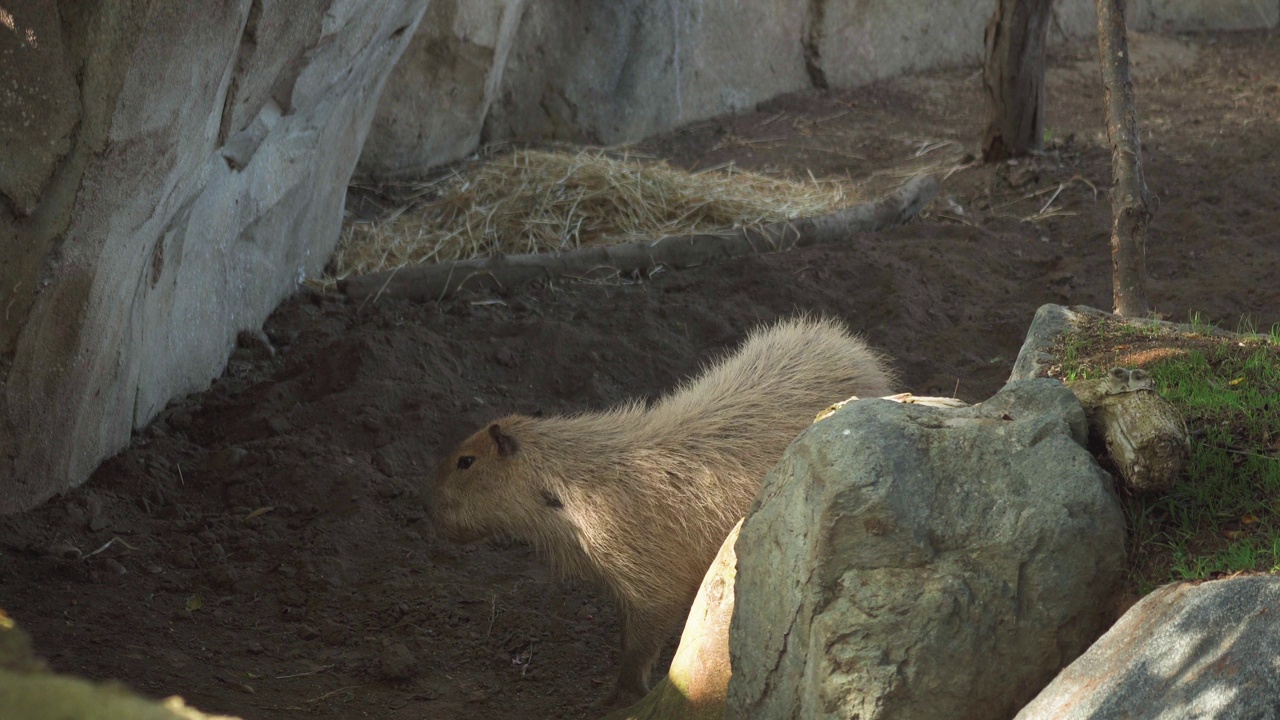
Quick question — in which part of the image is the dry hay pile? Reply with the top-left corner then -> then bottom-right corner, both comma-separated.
323,149 -> 860,285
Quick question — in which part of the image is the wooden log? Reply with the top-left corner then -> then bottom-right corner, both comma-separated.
1069,367 -> 1189,493
340,175 -> 940,304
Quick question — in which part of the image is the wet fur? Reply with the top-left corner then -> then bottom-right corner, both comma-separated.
427,316 -> 896,703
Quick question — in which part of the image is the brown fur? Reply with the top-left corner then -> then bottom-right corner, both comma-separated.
426,316 -> 896,704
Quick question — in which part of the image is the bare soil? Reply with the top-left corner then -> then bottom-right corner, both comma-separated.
2,31 -> 1279,720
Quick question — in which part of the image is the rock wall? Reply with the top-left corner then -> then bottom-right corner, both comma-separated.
0,1 -> 428,513
357,0 -> 529,177
359,0 -> 1279,179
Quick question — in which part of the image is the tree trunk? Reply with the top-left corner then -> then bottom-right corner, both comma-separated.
982,0 -> 1055,162
1097,0 -> 1153,317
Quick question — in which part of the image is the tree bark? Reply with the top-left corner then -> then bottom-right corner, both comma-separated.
1097,0 -> 1153,317
340,175 -> 939,304
982,0 -> 1055,162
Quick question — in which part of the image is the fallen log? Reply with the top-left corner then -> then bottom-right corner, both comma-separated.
1069,367 -> 1189,493
340,175 -> 940,304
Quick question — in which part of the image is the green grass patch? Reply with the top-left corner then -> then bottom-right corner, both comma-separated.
1051,314 -> 1280,592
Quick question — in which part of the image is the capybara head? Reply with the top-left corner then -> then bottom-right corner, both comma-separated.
426,416 -> 567,544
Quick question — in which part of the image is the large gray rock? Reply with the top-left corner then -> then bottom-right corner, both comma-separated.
727,379 -> 1126,720
357,0 -> 529,179
0,1 -> 428,513
482,0 -> 811,147
1015,576 -> 1280,719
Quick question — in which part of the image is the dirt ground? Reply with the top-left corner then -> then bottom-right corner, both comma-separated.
2,30 -> 1279,720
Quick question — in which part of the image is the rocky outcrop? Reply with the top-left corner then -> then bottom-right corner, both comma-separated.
0,1 -> 428,513
1015,576 -> 1280,719
361,0 -> 1277,177
1009,303 -> 1239,383
356,0 -> 529,178
483,0 -> 811,148
727,380 -> 1126,720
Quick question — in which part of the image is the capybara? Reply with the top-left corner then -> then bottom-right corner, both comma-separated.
427,316 -> 896,704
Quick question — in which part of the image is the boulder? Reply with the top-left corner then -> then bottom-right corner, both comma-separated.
0,1 -> 428,513
357,0 -> 530,179
0,615 -> 240,719
727,379 -> 1126,720
1015,575 -> 1280,719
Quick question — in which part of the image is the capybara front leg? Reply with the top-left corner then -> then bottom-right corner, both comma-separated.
599,613 -> 666,707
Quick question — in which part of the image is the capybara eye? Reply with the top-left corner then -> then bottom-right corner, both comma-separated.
456,456 -> 476,470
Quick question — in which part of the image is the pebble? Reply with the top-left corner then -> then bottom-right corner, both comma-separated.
208,564 -> 238,590
203,446 -> 248,471
267,416 -> 293,436
170,548 -> 198,569
278,587 -> 307,607
48,541 -> 82,560
235,329 -> 276,358
320,619 -> 348,646
378,643 -> 419,681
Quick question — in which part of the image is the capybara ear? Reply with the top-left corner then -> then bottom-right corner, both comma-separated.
488,423 -> 520,457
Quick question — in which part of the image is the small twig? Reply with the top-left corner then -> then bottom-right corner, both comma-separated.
1199,440 -> 1280,461
914,139 -> 958,157
362,263 -> 405,311
1037,183 -> 1067,215
275,664 -> 335,680
84,536 -> 139,560
218,676 -> 256,694
306,685 -> 363,704
759,112 -> 786,127
521,642 -> 535,677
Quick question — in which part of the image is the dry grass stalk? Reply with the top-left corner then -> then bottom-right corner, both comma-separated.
322,149 -> 861,287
